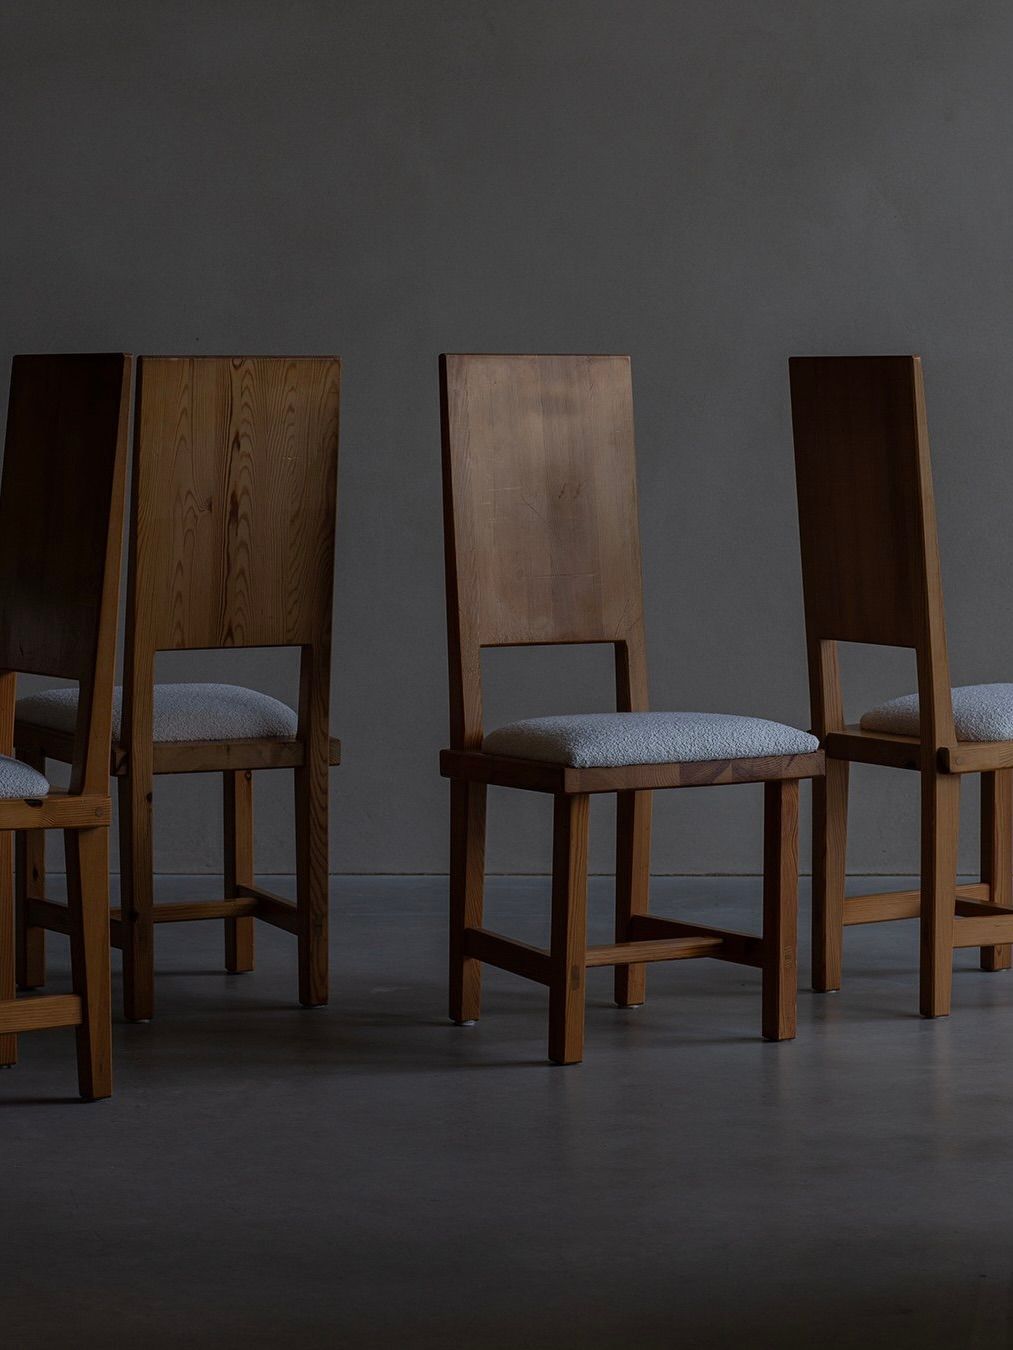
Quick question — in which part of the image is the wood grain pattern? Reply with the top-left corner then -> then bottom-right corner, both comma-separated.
132,357 -> 340,652
441,353 -> 811,1060
0,993 -> 82,1034
441,354 -> 646,749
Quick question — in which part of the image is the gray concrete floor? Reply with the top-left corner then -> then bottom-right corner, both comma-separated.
4,875 -> 1013,1349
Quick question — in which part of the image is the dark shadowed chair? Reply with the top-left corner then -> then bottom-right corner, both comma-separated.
439,353 -> 824,1063
0,353 -> 130,1098
791,354 -> 1013,1016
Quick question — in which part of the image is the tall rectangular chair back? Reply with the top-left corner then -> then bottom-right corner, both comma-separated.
441,352 -> 648,750
789,354 -> 954,748
0,354 -> 130,792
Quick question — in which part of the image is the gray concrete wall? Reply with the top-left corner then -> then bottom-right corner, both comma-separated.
2,0 -> 1011,873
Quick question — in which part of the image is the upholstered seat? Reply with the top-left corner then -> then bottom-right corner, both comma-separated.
16,683 -> 298,745
0,754 -> 50,799
861,683 -> 1013,742
482,711 -> 819,768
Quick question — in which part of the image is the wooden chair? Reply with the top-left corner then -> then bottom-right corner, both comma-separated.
15,356 -> 341,1022
791,354 -> 1013,1016
439,353 -> 824,1063
0,353 -> 130,1098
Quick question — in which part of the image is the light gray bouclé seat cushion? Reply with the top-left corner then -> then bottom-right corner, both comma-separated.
0,754 -> 50,799
482,712 -> 819,767
861,683 -> 1013,742
16,683 -> 298,744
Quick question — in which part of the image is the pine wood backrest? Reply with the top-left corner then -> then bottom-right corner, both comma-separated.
124,357 -> 341,750
440,354 -> 647,749
0,353 -> 131,791
789,355 -> 954,745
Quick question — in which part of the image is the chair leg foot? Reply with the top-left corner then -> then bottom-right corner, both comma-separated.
548,795 -> 590,1066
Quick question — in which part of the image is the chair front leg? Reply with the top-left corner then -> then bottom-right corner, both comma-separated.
118,773 -> 154,1022
224,770 -> 255,973
449,780 -> 486,1025
65,827 -> 112,1100
614,789 -> 651,1008
979,770 -> 1012,972
0,833 -> 15,1067
920,769 -> 960,1018
811,757 -> 848,993
548,794 -> 590,1065
762,778 -> 799,1041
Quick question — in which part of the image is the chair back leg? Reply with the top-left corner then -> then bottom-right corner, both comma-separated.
548,794 -> 590,1065
223,770 -> 255,973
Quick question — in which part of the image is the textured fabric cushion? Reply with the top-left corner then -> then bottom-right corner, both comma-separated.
861,683 -> 1013,742
482,711 -> 819,768
17,683 -> 298,744
0,754 -> 50,799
